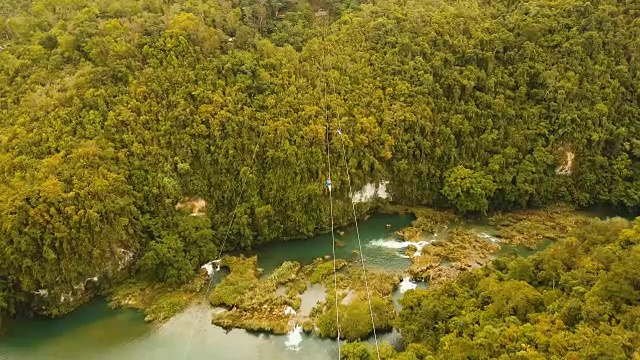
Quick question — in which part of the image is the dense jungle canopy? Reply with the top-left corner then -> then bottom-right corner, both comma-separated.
345,217 -> 640,359
0,0 -> 639,324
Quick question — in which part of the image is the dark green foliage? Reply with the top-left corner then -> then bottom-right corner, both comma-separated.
137,235 -> 195,287
1,0 -> 639,321
138,215 -> 217,287
442,166 -> 497,214
38,34 -> 58,50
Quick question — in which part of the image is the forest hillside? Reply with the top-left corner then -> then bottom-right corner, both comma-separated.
1,0 -> 639,318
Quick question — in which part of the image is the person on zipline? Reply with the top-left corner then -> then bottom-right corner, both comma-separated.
324,178 -> 332,192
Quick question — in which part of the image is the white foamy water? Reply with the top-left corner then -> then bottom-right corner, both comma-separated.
285,325 -> 303,351
369,239 -> 414,249
368,239 -> 431,257
477,232 -> 500,243
398,277 -> 417,293
412,241 -> 430,257
201,259 -> 221,277
201,263 -> 214,276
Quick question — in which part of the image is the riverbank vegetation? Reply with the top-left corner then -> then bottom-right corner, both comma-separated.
343,217 -> 640,359
317,295 -> 395,341
108,274 -> 206,322
382,205 -> 458,241
209,255 -> 309,334
311,261 -> 400,341
1,0 -> 639,323
208,253 -> 401,339
407,229 -> 499,285
389,205 -> 593,285
489,205 -> 593,249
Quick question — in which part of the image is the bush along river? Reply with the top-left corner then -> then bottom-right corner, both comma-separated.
0,206 -> 605,360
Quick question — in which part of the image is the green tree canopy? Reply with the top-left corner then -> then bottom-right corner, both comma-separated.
442,166 -> 497,214
384,217 -> 640,359
0,0 -> 639,319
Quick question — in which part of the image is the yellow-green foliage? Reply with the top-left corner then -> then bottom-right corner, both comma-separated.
343,266 -> 400,297
311,260 -> 346,284
291,258 -> 332,295
209,255 -> 399,337
341,342 -> 399,360
383,205 -> 458,240
490,205 -> 591,249
344,218 -> 640,359
2,0 -> 640,321
269,261 -> 301,285
408,229 -> 499,282
210,256 -> 316,334
108,275 -> 205,322
212,297 -> 292,334
209,256 -> 260,307
286,279 -> 309,298
389,218 -> 640,359
302,319 -> 314,333
316,296 -> 395,341
145,296 -> 191,323
214,314 -> 291,335
311,263 -> 401,340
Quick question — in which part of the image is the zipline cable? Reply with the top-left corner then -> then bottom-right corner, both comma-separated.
183,119 -> 268,360
325,122 -> 342,359
320,9 -> 341,358
331,79 -> 381,360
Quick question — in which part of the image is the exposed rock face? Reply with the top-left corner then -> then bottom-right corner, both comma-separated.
352,181 -> 389,203
407,253 -> 440,277
117,248 -> 135,270
32,247 -> 135,317
175,197 -> 207,216
556,150 -> 575,175
397,226 -> 422,241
